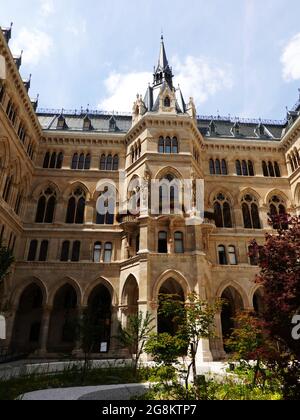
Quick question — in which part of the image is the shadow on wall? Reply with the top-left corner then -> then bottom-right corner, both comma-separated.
0,315 -> 6,340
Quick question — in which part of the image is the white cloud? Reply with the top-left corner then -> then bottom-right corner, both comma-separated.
99,71 -> 152,112
66,20 -> 87,37
281,33 -> 300,81
10,28 -> 53,67
98,55 -> 233,112
39,0 -> 55,17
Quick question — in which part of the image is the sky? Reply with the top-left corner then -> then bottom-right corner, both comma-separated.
1,0 -> 300,119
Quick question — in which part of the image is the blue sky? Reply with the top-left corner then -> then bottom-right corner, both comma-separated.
1,0 -> 300,119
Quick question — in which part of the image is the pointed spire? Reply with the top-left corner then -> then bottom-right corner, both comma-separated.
153,35 -> 173,88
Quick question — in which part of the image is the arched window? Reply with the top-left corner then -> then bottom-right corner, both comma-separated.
49,152 -> 57,169
242,160 -> 248,176
218,245 -> 227,265
262,161 -> 268,177
3,175 -> 13,203
172,137 -> 178,154
100,154 -> 106,170
242,194 -> 261,229
78,153 -> 85,170
106,155 -> 113,171
71,153 -> 78,170
113,155 -> 119,171
28,240 -> 38,261
174,232 -> 184,254
158,137 -> 164,153
236,160 -> 242,176
164,96 -> 171,107
66,188 -> 86,224
84,154 -> 91,170
268,161 -> 275,178
93,242 -> 102,263
104,242 -> 113,263
248,161 -> 254,176
209,159 -> 215,175
213,193 -> 233,228
35,188 -> 56,223
56,152 -> 64,169
39,240 -> 49,262
60,241 -> 70,262
274,162 -> 281,178
96,191 -> 115,225
269,196 -> 287,229
131,148 -> 134,164
228,245 -> 238,265
71,241 -> 81,262
221,159 -> 228,175
14,192 -> 22,215
215,159 -> 221,175
158,232 -> 168,254
43,152 -> 50,168
165,137 -> 171,154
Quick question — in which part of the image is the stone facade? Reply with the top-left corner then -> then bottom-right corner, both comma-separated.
0,28 -> 300,361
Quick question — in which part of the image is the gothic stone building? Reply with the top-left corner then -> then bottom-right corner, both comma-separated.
0,27 -> 300,362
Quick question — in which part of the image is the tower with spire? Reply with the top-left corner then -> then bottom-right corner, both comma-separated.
153,35 -> 174,89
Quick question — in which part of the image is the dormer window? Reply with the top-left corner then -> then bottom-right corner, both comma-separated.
109,117 -> 117,131
57,115 -> 67,130
164,96 -> 171,108
83,116 -> 92,131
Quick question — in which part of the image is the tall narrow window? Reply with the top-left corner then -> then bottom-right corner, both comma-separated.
158,137 -> 165,153
242,195 -> 261,229
43,152 -> 50,168
28,240 -> 38,261
165,137 -> 171,154
3,175 -> 13,203
15,192 -> 22,215
100,154 -> 106,170
104,242 -> 113,263
228,246 -> 238,265
113,155 -> 119,171
78,153 -> 85,170
61,241 -> 70,262
248,161 -> 254,176
56,152 -> 64,169
106,155 -> 113,171
71,153 -> 78,170
274,162 -> 281,178
172,137 -> 178,154
221,159 -> 228,175
93,242 -> 102,263
66,188 -> 86,224
39,241 -> 49,261
49,152 -> 57,169
215,159 -> 221,175
242,160 -> 248,176
164,96 -> 171,107
213,194 -> 233,228
71,241 -> 81,262
218,245 -> 227,265
268,161 -> 275,177
174,232 -> 184,254
262,161 -> 268,177
209,159 -> 215,175
35,188 -> 56,223
84,154 -> 91,170
236,160 -> 242,176
158,231 -> 168,254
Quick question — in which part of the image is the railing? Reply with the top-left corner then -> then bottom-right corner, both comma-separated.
37,108 -> 132,117
197,114 -> 287,126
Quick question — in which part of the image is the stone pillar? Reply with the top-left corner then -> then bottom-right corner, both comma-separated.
260,205 -> 269,230
72,305 -> 86,358
138,218 -> 149,254
110,306 -> 120,355
37,306 -> 52,356
85,199 -> 95,225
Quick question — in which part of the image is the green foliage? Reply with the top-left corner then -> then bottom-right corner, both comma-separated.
144,333 -> 186,366
117,311 -> 155,371
0,241 -> 14,283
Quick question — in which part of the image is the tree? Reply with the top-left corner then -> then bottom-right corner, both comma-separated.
0,241 -> 14,284
118,311 -> 155,374
146,293 -> 221,398
250,215 -> 300,399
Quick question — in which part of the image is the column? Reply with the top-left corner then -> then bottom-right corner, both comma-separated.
37,306 -> 52,356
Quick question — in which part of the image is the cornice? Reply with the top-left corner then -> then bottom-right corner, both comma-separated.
280,116 -> 300,150
40,130 -> 126,146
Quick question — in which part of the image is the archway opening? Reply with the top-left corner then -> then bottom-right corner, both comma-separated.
12,283 -> 44,353
87,284 -> 112,353
122,276 -> 139,328
158,278 -> 185,335
253,288 -> 265,318
221,286 -> 244,353
48,284 -> 78,353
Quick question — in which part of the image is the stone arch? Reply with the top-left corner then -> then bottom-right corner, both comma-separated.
32,181 -> 61,201
264,189 -> 291,208
63,181 -> 90,200
47,283 -> 79,353
251,286 -> 265,317
11,277 -> 48,309
239,187 -> 263,207
83,277 -> 117,306
121,275 -> 139,328
294,183 -> 300,207
216,280 -> 250,309
152,269 -> 191,301
208,187 -> 235,208
11,282 -> 46,353
48,277 -> 83,307
154,166 -> 183,181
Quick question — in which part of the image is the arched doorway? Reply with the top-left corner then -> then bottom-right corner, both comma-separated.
253,288 -> 265,317
221,286 -> 244,353
87,284 -> 112,353
158,279 -> 185,335
48,284 -> 78,353
122,276 -> 139,327
12,283 -> 44,353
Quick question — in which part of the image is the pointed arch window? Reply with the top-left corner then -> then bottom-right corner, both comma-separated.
28,240 -> 38,262
113,155 -> 119,171
262,161 -> 268,177
213,193 -> 233,228
3,175 -> 13,203
158,137 -> 164,153
100,154 -> 106,170
165,137 -> 171,154
215,159 -> 221,175
49,152 -> 57,169
39,240 -> 49,262
268,161 -> 275,177
66,188 -> 86,224
106,155 -> 113,171
269,195 -> 287,229
84,154 -> 91,170
218,245 -> 227,265
71,153 -> 79,170
236,160 -> 242,176
104,242 -> 113,263
78,153 -> 85,170
209,159 -> 215,175
242,194 -> 261,229
43,152 -> 50,168
93,242 -> 102,263
222,159 -> 228,175
164,96 -> 171,107
35,188 -> 56,223
14,191 -> 22,215
172,137 -> 178,154
61,241 -> 70,262
71,241 -> 81,262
